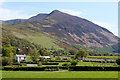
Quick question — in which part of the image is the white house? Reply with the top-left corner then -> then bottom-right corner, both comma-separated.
14,54 -> 26,63
40,56 -> 51,59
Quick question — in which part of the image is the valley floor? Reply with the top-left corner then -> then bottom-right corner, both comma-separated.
2,71 -> 119,78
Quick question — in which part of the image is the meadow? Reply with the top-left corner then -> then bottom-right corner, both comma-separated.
87,56 -> 118,59
2,71 -> 118,78
25,55 -> 118,67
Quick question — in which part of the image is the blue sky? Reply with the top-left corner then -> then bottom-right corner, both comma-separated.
0,2 -> 118,35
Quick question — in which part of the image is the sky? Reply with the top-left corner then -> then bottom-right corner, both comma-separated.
0,2 -> 118,36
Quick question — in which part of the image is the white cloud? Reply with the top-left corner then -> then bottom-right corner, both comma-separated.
0,7 -> 35,20
93,21 -> 118,36
59,9 -> 83,16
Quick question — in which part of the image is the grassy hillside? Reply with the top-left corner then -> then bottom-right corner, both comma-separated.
25,34 -> 60,49
2,23 -> 61,49
2,22 -> 118,53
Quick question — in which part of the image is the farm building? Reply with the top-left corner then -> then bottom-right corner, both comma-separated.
14,54 -> 26,63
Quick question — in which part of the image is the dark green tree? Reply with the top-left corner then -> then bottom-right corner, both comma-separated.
38,48 -> 50,56
116,59 -> 120,65
75,48 -> 88,59
29,48 -> 39,63
69,49 -> 76,55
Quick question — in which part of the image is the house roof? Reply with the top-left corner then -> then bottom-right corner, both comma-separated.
16,54 -> 26,57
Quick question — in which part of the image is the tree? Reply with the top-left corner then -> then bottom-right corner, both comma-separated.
75,48 -> 88,59
69,49 -> 76,55
116,59 -> 120,65
29,48 -> 39,63
2,47 -> 14,57
38,48 -> 50,56
2,57 -> 13,66
70,60 -> 78,66
2,45 -> 14,66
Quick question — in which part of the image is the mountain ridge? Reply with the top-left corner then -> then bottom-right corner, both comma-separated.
2,10 -> 119,52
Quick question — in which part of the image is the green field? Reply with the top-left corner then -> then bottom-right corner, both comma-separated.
25,34 -> 60,49
58,61 -> 117,66
2,71 -> 118,78
87,56 -> 118,59
63,55 -> 118,59
26,56 -> 118,67
77,62 -> 117,66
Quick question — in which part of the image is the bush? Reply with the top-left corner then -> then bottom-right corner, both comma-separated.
19,63 -> 27,66
70,60 -> 78,65
62,63 -> 70,66
37,62 -> 42,66
0,57 -> 2,66
63,58 -> 68,60
2,57 -> 13,66
116,59 -> 120,65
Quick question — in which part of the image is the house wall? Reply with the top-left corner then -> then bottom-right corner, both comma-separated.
14,56 -> 26,63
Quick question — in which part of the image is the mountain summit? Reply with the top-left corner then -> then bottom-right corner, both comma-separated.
2,10 -> 119,51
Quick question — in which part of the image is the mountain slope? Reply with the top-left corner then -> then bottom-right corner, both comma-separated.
2,10 -> 119,52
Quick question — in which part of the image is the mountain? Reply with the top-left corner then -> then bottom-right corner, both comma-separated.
2,19 -> 27,25
2,10 -> 119,52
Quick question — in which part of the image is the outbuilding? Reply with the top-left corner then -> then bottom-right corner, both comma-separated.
14,54 -> 26,63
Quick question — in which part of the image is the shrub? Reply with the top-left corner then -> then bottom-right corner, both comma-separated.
0,57 -> 2,66
19,63 -> 27,66
12,63 -> 21,66
63,58 -> 68,60
62,63 -> 70,66
116,59 -> 120,65
2,57 -> 13,66
38,62 -> 42,66
70,60 -> 78,65
56,57 -> 61,60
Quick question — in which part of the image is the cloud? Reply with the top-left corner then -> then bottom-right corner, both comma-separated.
59,9 -> 83,16
0,7 -> 34,20
0,0 -> 6,6
93,21 -> 118,36
0,8 -> 84,20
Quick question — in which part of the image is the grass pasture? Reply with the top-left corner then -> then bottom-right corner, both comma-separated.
2,71 -> 118,78
25,34 -> 60,49
87,56 -> 118,59
77,61 -> 117,66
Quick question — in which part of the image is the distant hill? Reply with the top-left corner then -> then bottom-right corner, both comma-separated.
2,10 -> 119,53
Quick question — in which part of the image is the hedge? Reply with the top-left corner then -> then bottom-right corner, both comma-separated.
42,62 -> 59,65
25,62 -> 37,64
68,66 -> 120,71
83,60 -> 115,63
49,60 -> 70,62
3,66 -> 120,71
3,66 -> 59,71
